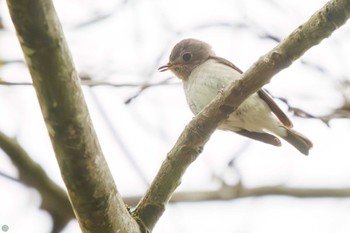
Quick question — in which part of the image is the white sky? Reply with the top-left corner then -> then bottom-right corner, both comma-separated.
1,0 -> 350,232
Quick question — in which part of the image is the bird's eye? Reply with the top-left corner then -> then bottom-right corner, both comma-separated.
182,53 -> 192,62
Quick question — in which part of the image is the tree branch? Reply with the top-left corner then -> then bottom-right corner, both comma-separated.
124,185 -> 350,206
0,131 -> 74,233
6,0 -> 140,232
0,76 -> 178,88
133,0 -> 350,231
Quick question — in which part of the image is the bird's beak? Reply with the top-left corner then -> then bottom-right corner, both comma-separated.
158,63 -> 172,72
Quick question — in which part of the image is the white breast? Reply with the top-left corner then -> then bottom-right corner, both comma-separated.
183,59 -> 241,114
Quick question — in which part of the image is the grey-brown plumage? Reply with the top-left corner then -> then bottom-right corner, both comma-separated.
159,38 -> 313,155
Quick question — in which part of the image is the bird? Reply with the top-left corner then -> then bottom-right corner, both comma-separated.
158,38 -> 313,155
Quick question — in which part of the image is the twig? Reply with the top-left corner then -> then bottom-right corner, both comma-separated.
124,184 -> 350,206
275,93 -> 350,126
124,77 -> 176,104
0,77 -> 179,88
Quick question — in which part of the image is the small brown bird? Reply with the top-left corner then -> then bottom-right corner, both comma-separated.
159,38 -> 313,155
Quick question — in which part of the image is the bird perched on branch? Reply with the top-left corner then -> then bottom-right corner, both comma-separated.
159,38 -> 313,155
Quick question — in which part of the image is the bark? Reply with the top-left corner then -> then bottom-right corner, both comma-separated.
6,0 -> 140,232
133,0 -> 350,231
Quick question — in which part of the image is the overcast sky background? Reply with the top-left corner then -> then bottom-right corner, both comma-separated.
1,0 -> 350,232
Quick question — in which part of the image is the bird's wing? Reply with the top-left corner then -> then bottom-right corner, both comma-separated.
257,90 -> 293,128
236,129 -> 281,146
210,55 -> 293,128
209,55 -> 243,73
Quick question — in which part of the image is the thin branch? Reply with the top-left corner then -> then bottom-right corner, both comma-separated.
133,0 -> 350,231
0,131 -> 74,233
274,84 -> 350,126
284,100 -> 350,126
0,170 -> 21,183
0,76 -> 179,105
124,184 -> 350,206
0,59 -> 25,65
6,0 -> 140,232
0,81 -> 32,86
0,77 -> 179,87
124,77 -> 176,104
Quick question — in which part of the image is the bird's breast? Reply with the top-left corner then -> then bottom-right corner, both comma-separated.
184,78 -> 219,114
183,60 -> 241,114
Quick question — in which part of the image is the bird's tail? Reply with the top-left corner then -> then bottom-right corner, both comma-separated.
280,128 -> 313,156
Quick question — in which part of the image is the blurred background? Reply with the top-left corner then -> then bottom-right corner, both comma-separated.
1,0 -> 350,232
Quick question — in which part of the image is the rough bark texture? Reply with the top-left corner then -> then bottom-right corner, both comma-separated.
133,0 -> 350,231
6,0 -> 140,232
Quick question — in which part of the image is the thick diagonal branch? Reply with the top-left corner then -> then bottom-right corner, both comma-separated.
6,0 -> 140,232
133,0 -> 350,231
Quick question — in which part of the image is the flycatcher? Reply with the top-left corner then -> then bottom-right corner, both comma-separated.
159,38 -> 313,155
